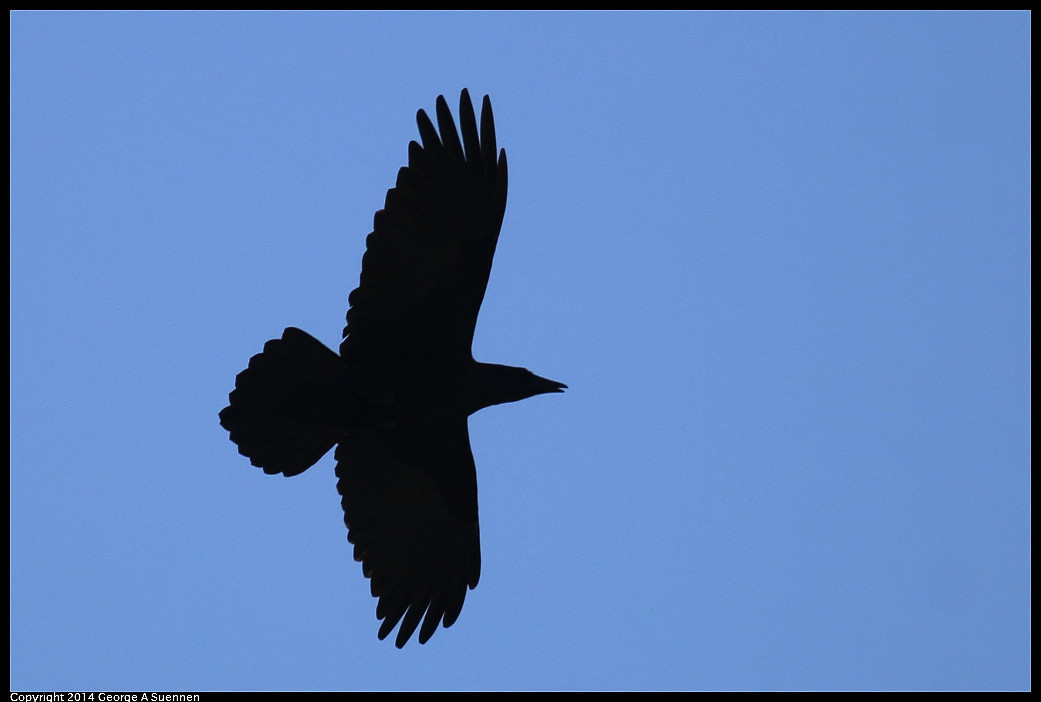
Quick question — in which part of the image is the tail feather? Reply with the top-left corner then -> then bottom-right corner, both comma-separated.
219,327 -> 347,476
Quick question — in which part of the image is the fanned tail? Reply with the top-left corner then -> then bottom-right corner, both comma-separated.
219,327 -> 348,476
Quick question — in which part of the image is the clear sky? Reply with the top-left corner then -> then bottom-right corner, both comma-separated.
10,11 -> 1030,692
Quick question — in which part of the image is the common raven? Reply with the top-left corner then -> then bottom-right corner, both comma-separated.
219,90 -> 565,647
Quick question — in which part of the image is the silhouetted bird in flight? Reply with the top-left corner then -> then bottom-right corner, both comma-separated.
219,90 -> 565,648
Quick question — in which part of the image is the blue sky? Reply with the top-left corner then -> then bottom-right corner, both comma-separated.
10,11 -> 1030,691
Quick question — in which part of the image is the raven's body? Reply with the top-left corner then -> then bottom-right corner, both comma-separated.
219,91 -> 564,647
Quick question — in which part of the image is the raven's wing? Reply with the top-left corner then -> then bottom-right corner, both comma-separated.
340,89 -> 508,364
336,417 -> 481,647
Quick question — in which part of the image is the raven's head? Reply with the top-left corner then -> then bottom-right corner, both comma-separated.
469,362 -> 566,414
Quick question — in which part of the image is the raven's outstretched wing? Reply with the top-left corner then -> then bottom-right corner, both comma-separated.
335,91 -> 504,646
340,89 -> 508,364
336,417 -> 481,647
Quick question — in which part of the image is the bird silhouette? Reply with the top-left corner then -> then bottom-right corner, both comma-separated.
219,90 -> 565,647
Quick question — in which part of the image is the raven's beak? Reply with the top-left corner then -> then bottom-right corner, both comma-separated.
536,375 -> 567,394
